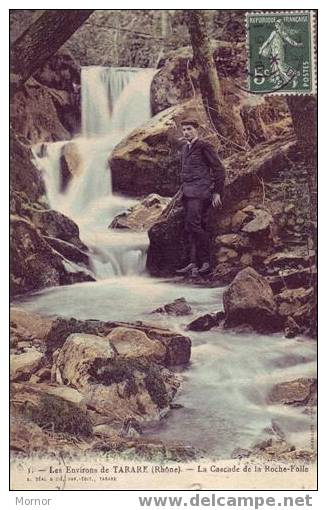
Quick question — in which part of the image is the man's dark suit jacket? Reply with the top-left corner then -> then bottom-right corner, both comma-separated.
180,139 -> 226,199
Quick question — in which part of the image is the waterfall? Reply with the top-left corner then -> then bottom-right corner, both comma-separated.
33,66 -> 156,278
81,66 -> 154,139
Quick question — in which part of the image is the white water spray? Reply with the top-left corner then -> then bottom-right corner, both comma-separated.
33,66 -> 156,278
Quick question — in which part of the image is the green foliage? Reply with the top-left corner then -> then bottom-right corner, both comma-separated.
144,366 -> 169,409
89,357 -> 169,408
26,393 -> 93,437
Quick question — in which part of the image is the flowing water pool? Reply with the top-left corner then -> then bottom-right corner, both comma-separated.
14,276 -> 316,459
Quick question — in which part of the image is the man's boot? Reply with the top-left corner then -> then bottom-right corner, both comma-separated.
176,262 -> 197,275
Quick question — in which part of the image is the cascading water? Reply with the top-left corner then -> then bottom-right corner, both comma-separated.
22,64 -> 316,460
33,66 -> 156,278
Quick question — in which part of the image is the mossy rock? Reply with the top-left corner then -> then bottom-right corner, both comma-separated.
89,358 -> 169,409
26,393 -> 93,437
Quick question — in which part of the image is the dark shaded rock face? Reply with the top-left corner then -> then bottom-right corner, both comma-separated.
186,311 -> 225,332
43,237 -> 90,267
146,192 -> 187,275
10,216 -> 94,297
151,41 -> 247,115
34,50 -> 81,135
222,267 -> 282,333
10,82 -> 71,144
11,50 -> 80,143
10,131 -> 46,202
11,216 -> 62,295
30,209 -> 87,252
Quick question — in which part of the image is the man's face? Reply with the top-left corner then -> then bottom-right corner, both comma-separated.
182,124 -> 198,142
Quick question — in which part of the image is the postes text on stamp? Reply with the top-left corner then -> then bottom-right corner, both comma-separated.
246,11 -> 316,95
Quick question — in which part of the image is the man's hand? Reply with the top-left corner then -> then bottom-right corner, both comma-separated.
212,193 -> 222,208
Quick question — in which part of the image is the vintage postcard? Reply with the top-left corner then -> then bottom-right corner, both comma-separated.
10,9 -> 317,490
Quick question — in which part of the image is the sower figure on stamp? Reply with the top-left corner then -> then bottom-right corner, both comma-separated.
176,119 -> 226,278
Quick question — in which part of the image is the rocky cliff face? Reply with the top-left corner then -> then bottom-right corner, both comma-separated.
11,50 -> 81,143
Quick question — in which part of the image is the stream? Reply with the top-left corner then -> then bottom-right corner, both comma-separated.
14,66 -> 316,459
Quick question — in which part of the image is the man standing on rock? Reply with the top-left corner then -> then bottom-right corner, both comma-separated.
176,119 -> 226,277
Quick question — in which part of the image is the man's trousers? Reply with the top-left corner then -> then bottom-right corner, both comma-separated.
182,196 -> 211,266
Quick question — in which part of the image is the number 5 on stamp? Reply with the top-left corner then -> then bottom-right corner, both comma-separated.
246,11 -> 316,95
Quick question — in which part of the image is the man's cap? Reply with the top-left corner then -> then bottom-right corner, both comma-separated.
180,118 -> 199,128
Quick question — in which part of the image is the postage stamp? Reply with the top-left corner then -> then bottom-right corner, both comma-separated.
246,11 -> 316,95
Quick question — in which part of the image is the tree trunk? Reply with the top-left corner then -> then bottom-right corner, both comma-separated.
11,9 -> 94,91
161,11 -> 170,38
186,10 -> 223,126
186,10 -> 243,148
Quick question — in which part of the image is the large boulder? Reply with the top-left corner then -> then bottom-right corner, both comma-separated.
110,102 -> 190,197
10,350 -> 44,382
140,325 -> 191,366
107,327 -> 166,363
59,141 -> 83,192
110,194 -> 171,231
53,333 -> 116,387
53,333 -> 181,423
267,378 -> 317,407
151,297 -> 192,316
11,307 -> 54,339
223,267 -> 282,332
241,206 -> 274,238
110,69 -> 293,200
45,316 -> 191,366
